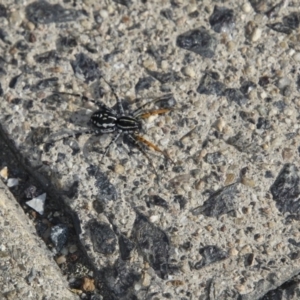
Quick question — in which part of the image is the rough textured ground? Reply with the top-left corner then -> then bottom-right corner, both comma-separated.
1,0 -> 300,299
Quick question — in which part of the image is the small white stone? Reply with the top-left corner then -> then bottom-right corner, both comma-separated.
7,178 -> 19,187
293,52 -> 300,62
26,193 -> 46,215
99,9 -> 109,19
251,28 -> 262,42
242,3 -> 252,13
182,66 -> 195,78
149,215 -> 159,223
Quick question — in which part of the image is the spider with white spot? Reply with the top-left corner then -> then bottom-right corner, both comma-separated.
46,78 -> 175,174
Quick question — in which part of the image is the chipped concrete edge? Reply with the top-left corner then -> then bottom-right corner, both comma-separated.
0,180 -> 77,300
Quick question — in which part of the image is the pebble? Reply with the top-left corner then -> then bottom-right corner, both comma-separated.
99,9 -> 109,19
242,3 -> 252,13
26,193 -> 46,215
82,277 -> 95,292
142,272 -> 151,287
9,10 -> 25,27
293,52 -> 300,61
114,164 -> 125,174
0,166 -> 8,180
7,178 -> 19,187
55,255 -> 66,265
69,244 -> 78,254
251,28 -> 262,42
182,66 -> 195,78
282,148 -> 293,160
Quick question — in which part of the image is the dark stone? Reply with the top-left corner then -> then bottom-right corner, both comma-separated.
240,81 -> 256,95
0,29 -> 10,44
100,258 -> 140,299
192,183 -> 239,217
87,166 -> 117,201
26,0 -> 82,24
205,152 -> 226,164
283,12 -> 300,30
259,76 -> 270,87
64,180 -> 79,198
288,238 -> 300,247
226,131 -> 254,153
256,117 -> 271,130
0,4 -> 7,18
95,170 -> 117,200
57,36 -> 77,51
194,245 -> 228,269
176,27 -> 218,58
92,199 -> 105,214
146,69 -> 182,84
160,9 -> 173,21
56,153 -> 66,163
41,93 -> 64,107
132,213 -> 170,279
119,234 -> 135,260
71,53 -> 102,83
89,221 -> 117,254
174,195 -> 187,210
188,10 -> 199,19
239,111 -> 255,124
265,1 -> 283,18
197,72 -> 226,96
270,164 -> 300,215
9,74 -> 22,89
265,171 -> 273,178
267,23 -> 293,34
0,82 -> 3,97
50,224 -> 69,252
34,50 -> 60,64
27,127 -> 50,145
135,76 -> 155,93
154,93 -> 177,109
103,50 -> 121,62
224,88 -> 248,106
15,40 -> 29,51
244,253 -> 254,267
151,195 -> 169,209
31,77 -> 59,91
273,100 -> 286,112
209,6 -> 235,33
259,289 -> 283,300
112,0 -> 132,7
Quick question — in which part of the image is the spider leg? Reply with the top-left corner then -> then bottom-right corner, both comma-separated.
126,133 -> 159,178
136,108 -> 172,119
134,134 -> 174,164
53,92 -> 112,112
101,77 -> 125,116
100,131 -> 122,162
132,93 -> 174,116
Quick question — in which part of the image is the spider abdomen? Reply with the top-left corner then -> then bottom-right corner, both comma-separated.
117,116 -> 141,132
90,110 -> 117,133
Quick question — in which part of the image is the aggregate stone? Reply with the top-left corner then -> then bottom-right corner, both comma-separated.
71,53 -> 102,83
26,0 -> 83,24
88,221 -> 117,254
192,183 -> 239,218
270,164 -> 300,216
209,6 -> 235,33
131,213 -> 170,279
176,27 -> 218,58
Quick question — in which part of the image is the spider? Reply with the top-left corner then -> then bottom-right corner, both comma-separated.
45,79 -> 175,174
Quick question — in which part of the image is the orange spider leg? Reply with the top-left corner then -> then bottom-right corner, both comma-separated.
139,108 -> 172,119
135,135 -> 174,163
